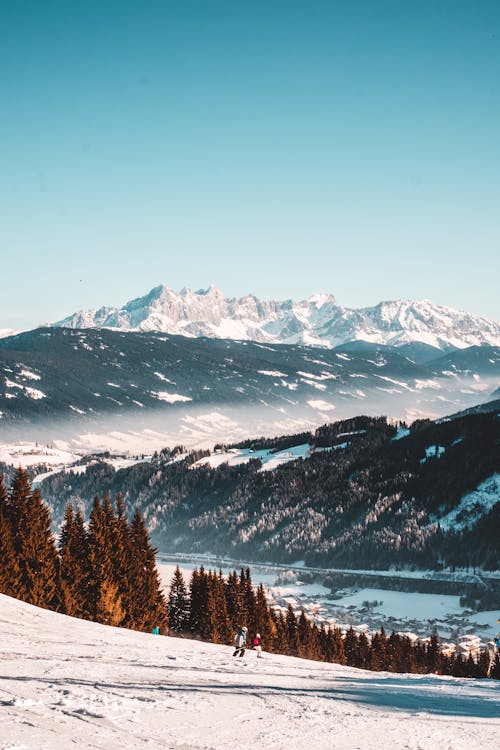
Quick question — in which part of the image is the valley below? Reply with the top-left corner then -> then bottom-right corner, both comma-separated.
156,554 -> 500,661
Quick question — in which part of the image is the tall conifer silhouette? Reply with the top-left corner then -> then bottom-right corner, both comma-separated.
88,495 -> 124,626
59,504 -> 91,618
168,565 -> 190,632
130,509 -> 168,633
0,474 -> 20,596
8,470 -> 59,609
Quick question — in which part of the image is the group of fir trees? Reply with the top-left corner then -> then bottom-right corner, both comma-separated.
1,468 -> 498,680
167,565 -> 498,679
0,469 -> 168,633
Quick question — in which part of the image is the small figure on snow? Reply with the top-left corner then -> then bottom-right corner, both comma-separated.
152,626 -> 160,635
253,632 -> 263,658
233,626 -> 248,657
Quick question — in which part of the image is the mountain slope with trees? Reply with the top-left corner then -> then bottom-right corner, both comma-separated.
1,327 -> 498,435
38,411 -> 500,570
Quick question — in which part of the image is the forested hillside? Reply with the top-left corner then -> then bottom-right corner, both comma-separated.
38,411 -> 500,570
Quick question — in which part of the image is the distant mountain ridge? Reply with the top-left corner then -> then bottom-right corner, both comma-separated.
54,284 -> 500,351
1,328 -> 498,448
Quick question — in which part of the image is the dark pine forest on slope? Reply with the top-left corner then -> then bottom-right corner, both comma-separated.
2,468 -> 496,680
37,411 -> 500,570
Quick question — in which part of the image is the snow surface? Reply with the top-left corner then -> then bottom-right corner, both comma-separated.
438,474 -> 500,531
0,442 -> 79,469
191,444 -> 311,472
150,390 -> 193,403
1,594 -> 499,750
336,587 -> 463,621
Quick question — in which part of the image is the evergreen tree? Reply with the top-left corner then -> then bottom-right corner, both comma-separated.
87,495 -> 120,624
113,493 -> 137,628
9,470 -> 59,610
426,634 -> 442,674
241,568 -> 257,633
329,627 -> 346,665
254,583 -> 275,650
272,609 -> 289,653
130,509 -> 168,633
285,604 -> 299,656
225,570 -> 245,631
344,627 -> 360,667
59,504 -> 91,619
168,565 -> 190,632
188,568 -> 202,634
297,610 -> 312,658
0,474 -> 20,596
213,570 -> 233,644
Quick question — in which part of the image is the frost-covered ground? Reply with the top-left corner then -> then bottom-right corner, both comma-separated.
1,594 -> 499,750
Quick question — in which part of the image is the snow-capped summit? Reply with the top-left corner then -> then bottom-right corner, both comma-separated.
0,328 -> 18,339
54,285 -> 500,351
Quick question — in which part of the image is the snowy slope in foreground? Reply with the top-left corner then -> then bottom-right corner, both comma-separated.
1,595 -> 499,750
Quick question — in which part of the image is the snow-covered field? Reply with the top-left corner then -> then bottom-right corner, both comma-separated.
1,594 -> 499,750
190,443 -> 311,472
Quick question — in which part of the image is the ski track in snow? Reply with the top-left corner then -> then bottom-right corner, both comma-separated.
0,595 -> 499,750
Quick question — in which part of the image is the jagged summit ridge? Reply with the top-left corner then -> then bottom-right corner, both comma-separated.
54,285 -> 500,350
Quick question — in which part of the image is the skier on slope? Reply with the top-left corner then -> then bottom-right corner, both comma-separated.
252,632 -> 263,658
233,626 -> 248,657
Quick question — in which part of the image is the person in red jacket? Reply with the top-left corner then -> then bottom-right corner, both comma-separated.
253,633 -> 263,658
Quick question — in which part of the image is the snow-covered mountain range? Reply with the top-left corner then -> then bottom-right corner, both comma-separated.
55,284 -> 500,351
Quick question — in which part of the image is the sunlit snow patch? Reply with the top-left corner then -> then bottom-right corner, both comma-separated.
151,391 -> 192,403
24,387 -> 46,400
20,368 -> 41,380
258,370 -> 288,377
437,474 -> 500,531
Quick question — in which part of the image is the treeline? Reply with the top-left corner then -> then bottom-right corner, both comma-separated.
222,416 -> 393,452
1,469 -> 498,679
169,565 -> 498,679
0,468 -> 168,632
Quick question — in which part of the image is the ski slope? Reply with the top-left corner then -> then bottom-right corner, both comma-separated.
0,595 -> 499,750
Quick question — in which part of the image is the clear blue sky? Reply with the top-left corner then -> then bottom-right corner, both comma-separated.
1,0 -> 499,329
